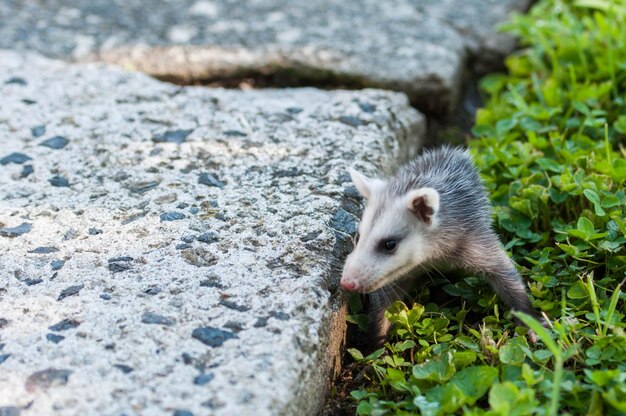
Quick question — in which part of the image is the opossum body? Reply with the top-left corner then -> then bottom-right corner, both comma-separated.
341,146 -> 538,343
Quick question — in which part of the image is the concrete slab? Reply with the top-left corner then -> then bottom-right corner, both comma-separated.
0,0 -> 530,115
409,0 -> 532,72
0,51 -> 425,416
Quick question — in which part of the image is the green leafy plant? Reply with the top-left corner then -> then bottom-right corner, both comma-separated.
345,0 -> 626,414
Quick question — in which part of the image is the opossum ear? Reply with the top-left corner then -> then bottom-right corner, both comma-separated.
406,188 -> 439,225
348,168 -> 386,200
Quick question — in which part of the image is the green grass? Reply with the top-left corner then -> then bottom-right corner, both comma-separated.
346,1 -> 626,414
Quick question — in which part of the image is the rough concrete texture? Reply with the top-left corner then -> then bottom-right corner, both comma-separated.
0,0 -> 531,114
409,0 -> 531,72
0,51 -> 424,416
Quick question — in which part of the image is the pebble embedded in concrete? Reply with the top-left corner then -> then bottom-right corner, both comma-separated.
0,153 -> 32,165
39,136 -> 69,149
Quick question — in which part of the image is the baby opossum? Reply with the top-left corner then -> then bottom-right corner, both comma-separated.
341,145 -> 538,342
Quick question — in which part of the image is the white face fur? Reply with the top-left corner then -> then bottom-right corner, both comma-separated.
340,168 -> 440,293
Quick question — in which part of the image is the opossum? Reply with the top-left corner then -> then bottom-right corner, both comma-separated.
340,145 -> 538,342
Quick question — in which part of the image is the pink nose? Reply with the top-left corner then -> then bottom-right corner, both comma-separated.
340,279 -> 358,291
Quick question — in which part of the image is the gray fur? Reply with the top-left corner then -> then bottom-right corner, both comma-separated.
346,145 -> 537,343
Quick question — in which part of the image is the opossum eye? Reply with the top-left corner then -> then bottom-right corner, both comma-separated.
353,232 -> 360,246
382,239 -> 398,252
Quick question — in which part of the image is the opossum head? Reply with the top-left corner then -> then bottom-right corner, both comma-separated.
340,168 -> 440,293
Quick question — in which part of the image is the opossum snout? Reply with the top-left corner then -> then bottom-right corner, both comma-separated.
340,279 -> 358,291
340,274 -> 361,292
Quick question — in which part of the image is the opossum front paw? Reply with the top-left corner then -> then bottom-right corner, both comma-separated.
525,313 -> 549,345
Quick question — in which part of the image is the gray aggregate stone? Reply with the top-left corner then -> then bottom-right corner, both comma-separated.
0,153 -> 32,165
20,165 -> 33,178
338,115 -> 364,128
223,130 -> 246,137
48,318 -> 80,332
25,369 -> 72,392
49,176 -> 70,187
46,334 -> 65,344
330,209 -> 358,236
219,299 -> 250,312
128,180 -> 160,194
0,223 -> 32,238
193,373 -> 214,385
57,284 -> 83,301
198,172 -> 225,188
270,311 -> 290,321
31,125 -> 45,137
4,77 -> 26,85
39,136 -> 69,149
199,277 -> 224,289
28,246 -> 59,254
358,102 -> 376,113
153,129 -> 194,144
254,317 -> 269,328
108,263 -> 131,273
108,256 -> 134,262
192,327 -> 237,347
0,51 -> 423,416
160,212 -> 186,222
50,260 -> 65,270
0,407 -> 20,416
141,312 -> 175,326
144,287 -> 162,296
113,364 -> 134,374
196,232 -> 219,244
107,257 -> 133,273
